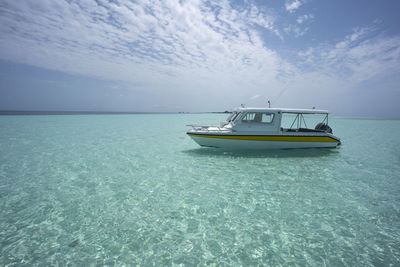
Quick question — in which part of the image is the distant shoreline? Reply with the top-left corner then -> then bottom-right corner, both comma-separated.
0,110 -> 230,115
0,110 -> 398,120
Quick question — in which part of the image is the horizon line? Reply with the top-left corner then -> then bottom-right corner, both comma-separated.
0,110 -> 399,120
0,110 -> 230,115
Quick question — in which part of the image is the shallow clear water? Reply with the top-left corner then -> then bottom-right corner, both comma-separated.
0,114 -> 399,266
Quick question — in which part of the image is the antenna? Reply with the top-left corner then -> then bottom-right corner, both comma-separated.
241,104 -> 245,108
268,100 -> 271,108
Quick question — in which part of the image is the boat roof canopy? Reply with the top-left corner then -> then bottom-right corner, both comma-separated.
235,107 -> 329,114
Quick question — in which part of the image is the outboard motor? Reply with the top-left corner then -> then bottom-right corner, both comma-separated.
315,123 -> 333,133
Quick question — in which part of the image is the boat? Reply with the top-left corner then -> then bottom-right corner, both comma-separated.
187,107 -> 341,149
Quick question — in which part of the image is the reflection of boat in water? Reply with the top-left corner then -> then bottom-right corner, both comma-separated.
187,107 -> 341,149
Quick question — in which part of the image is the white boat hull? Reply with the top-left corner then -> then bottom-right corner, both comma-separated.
187,132 -> 341,149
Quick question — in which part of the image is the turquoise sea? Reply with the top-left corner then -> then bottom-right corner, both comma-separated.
1,113 -> 399,266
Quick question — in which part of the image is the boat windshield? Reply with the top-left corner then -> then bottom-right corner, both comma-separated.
227,112 -> 241,122
226,112 -> 235,122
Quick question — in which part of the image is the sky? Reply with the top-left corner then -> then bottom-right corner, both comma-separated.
0,0 -> 399,116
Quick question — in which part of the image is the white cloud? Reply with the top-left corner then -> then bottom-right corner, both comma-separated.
244,4 -> 282,39
297,14 -> 314,24
0,0 -> 288,109
288,27 -> 400,113
250,94 -> 261,100
297,26 -> 400,83
284,24 -> 308,37
285,0 -> 303,13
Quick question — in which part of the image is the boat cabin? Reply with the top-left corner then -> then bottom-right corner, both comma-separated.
225,108 -> 332,133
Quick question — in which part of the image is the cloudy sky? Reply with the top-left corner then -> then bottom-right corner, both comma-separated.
0,0 -> 399,116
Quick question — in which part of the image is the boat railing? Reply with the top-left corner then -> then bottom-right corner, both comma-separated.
281,127 -> 326,133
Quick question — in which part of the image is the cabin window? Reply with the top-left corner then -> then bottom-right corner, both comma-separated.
261,113 -> 274,123
241,112 -> 274,123
242,113 -> 256,122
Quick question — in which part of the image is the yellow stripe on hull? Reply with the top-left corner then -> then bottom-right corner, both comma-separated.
187,134 -> 338,143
